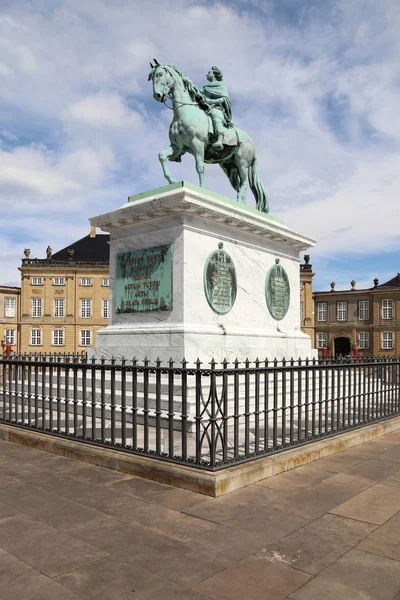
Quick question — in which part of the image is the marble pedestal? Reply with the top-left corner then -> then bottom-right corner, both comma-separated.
89,182 -> 316,364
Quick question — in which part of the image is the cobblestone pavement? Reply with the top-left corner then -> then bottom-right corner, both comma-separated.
2,432 -> 400,599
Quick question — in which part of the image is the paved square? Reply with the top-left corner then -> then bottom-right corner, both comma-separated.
2,434 -> 400,599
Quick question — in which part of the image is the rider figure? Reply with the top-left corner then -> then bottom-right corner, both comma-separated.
200,66 -> 232,151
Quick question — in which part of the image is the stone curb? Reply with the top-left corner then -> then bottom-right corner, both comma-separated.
1,417 -> 400,497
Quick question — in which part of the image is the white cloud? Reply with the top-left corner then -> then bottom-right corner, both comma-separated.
1,129 -> 18,141
285,152 -> 400,256
0,147 -> 80,197
65,92 -> 143,129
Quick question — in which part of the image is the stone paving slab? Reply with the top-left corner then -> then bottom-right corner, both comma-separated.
193,556 -> 311,600
0,481 -> 106,532
330,480 -> 400,524
0,514 -> 108,578
2,434 -> 400,598
255,513 -> 376,575
288,549 -> 400,600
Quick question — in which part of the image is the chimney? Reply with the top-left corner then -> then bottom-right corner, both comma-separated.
90,225 -> 96,238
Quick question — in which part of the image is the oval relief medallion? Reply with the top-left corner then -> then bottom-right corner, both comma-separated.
265,258 -> 290,320
204,243 -> 237,314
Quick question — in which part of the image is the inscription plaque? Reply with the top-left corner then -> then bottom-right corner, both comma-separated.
116,245 -> 172,313
204,242 -> 237,314
265,258 -> 290,320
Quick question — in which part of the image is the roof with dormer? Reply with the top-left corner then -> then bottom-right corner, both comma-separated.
51,233 -> 110,263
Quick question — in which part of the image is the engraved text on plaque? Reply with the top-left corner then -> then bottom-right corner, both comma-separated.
116,245 -> 172,313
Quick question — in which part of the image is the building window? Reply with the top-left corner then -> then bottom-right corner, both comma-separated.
31,277 -> 43,286
31,298 -> 43,318
382,332 -> 394,350
317,302 -> 327,322
382,299 -> 394,320
80,299 -> 92,318
53,298 -> 65,317
300,301 -> 303,323
80,278 -> 92,286
53,277 -> 65,286
53,329 -> 64,346
358,300 -> 369,321
337,301 -> 347,321
80,330 -> 91,346
5,329 -> 15,345
30,329 -> 42,346
4,297 -> 16,317
102,278 -> 110,287
102,299 -> 109,319
317,332 -> 328,349
358,332 -> 370,349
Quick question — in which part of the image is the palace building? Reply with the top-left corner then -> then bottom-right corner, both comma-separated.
314,275 -> 400,357
0,285 -> 21,352
18,228 -> 110,354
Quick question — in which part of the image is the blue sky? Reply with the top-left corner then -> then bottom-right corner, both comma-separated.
0,0 -> 399,291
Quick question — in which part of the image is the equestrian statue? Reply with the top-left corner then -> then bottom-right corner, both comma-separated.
149,60 -> 269,213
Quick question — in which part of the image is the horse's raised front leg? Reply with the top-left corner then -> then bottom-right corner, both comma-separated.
191,139 -> 206,188
159,146 -> 179,185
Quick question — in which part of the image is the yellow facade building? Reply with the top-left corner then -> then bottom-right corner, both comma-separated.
314,275 -> 400,357
0,285 -> 21,352
19,229 -> 110,354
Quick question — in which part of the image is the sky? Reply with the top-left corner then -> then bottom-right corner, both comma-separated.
0,0 -> 399,291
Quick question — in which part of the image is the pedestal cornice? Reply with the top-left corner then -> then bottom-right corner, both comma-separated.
90,182 -> 316,253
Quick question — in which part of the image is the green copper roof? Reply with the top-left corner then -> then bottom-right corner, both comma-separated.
127,182 -> 284,224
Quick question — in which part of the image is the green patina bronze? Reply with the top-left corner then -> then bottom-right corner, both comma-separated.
204,242 -> 237,314
148,60 -> 270,213
116,245 -> 172,313
265,259 -> 290,320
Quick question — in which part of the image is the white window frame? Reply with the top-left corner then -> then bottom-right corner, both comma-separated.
31,298 -> 43,318
300,301 -> 303,324
5,329 -> 15,345
358,332 -> 370,349
80,330 -> 91,346
102,299 -> 109,319
317,332 -> 328,349
337,301 -> 348,321
358,300 -> 369,321
53,298 -> 65,318
4,297 -> 16,318
31,277 -> 43,286
52,329 -> 64,346
30,329 -> 42,346
101,278 -> 110,287
80,299 -> 92,318
317,302 -> 327,322
53,277 -> 65,286
382,299 -> 394,320
381,331 -> 394,350
80,278 -> 92,287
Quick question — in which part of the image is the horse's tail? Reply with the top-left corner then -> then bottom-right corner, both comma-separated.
248,157 -> 269,213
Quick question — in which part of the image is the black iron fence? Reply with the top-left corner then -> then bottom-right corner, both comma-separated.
1,354 -> 399,471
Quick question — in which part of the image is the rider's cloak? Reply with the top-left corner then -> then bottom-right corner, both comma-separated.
201,81 -> 232,122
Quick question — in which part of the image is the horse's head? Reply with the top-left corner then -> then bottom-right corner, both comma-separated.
148,60 -> 175,103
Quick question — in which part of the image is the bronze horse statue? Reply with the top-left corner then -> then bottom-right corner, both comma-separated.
149,61 -> 269,213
